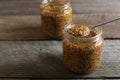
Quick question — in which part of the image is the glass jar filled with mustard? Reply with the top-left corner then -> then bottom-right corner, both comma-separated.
40,0 -> 72,39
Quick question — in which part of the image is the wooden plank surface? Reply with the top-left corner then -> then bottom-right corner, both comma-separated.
0,40 -> 119,78
0,0 -> 119,79
0,14 -> 120,40
0,0 -> 120,15
0,0 -> 120,40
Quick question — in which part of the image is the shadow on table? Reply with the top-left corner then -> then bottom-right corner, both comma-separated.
0,49 -> 88,78
36,51 -> 88,78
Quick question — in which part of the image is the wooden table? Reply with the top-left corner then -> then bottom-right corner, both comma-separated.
0,40 -> 119,79
0,0 -> 120,79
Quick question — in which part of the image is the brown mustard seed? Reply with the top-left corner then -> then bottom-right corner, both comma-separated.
63,39 -> 103,73
67,25 -> 99,38
40,1 -> 72,39
68,26 -> 90,37
90,30 -> 98,37
63,26 -> 103,73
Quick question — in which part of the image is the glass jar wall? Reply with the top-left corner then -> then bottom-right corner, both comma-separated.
40,0 -> 72,39
63,22 -> 104,73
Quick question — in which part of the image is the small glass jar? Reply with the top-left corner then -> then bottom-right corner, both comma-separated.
40,0 -> 72,39
63,22 -> 104,73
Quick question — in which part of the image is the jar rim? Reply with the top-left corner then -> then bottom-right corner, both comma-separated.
40,0 -> 70,8
63,21 -> 103,42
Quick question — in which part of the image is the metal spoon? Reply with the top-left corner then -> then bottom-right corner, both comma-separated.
84,17 -> 120,36
92,17 -> 120,29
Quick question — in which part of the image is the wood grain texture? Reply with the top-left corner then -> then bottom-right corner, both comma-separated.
0,0 -> 120,40
0,0 -> 120,15
0,40 -> 119,78
0,14 -> 120,40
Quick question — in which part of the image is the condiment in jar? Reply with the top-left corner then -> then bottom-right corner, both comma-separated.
40,0 -> 72,39
63,22 -> 104,73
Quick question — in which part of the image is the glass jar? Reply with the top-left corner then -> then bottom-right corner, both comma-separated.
63,22 -> 104,73
40,0 -> 72,39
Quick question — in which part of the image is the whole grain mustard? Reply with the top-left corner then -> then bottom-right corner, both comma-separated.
63,23 -> 103,73
40,0 -> 72,39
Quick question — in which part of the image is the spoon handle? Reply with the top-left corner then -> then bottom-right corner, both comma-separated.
92,17 -> 120,29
